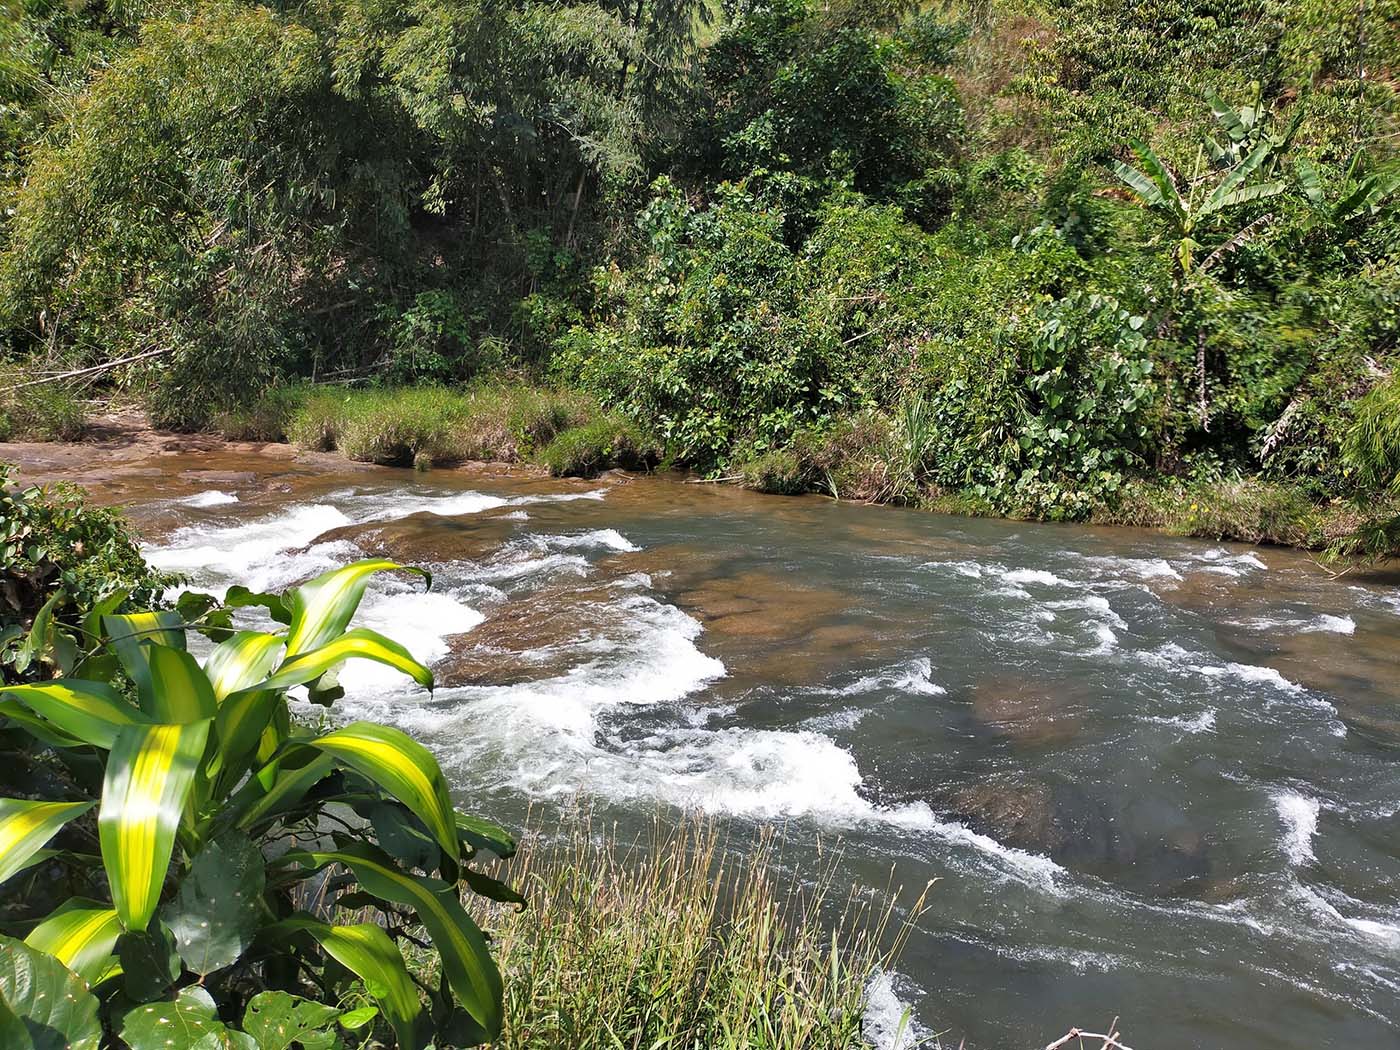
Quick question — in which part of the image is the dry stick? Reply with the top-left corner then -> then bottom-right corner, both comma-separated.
0,344 -> 176,394
1042,1028 -> 1134,1050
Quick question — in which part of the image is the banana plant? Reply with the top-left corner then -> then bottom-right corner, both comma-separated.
0,559 -> 517,1049
1109,136 -> 1287,278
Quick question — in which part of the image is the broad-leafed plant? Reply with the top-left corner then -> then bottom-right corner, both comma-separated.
0,559 -> 516,1049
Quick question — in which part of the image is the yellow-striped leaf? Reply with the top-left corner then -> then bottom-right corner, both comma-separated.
104,611 -> 185,704
24,899 -> 122,986
204,632 -> 285,702
285,844 -> 501,1038
143,645 -> 218,724
271,917 -> 422,1049
0,699 -> 85,749
259,628 -> 433,693
0,798 -> 94,885
0,681 -> 149,750
234,753 -> 334,831
99,721 -> 211,930
308,722 -> 457,866
284,561 -> 430,657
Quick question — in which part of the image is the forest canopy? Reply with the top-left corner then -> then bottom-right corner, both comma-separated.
1,0 -> 1397,535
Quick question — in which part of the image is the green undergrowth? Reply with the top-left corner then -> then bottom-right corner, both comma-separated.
0,370 -> 86,442
219,383 -> 659,477
445,814 -> 930,1050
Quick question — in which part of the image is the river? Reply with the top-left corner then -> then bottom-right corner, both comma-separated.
90,447 -> 1400,1049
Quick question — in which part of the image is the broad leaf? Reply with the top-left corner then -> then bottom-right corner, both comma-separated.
285,844 -> 501,1038
0,798 -> 94,885
0,681 -> 149,750
143,645 -> 218,724
0,700 -> 85,749
163,832 -> 266,976
205,632 -> 285,701
224,586 -> 291,625
234,753 -> 334,831
104,611 -> 185,705
119,985 -> 228,1050
23,900 -> 122,986
116,922 -> 181,1002
100,720 -> 211,929
259,629 -> 433,693
270,918 -> 422,1050
284,560 -> 430,657
455,812 -> 517,859
242,991 -> 340,1050
0,935 -> 101,1050
309,722 -> 456,864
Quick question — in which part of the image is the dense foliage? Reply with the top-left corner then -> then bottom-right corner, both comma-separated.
1,0 -> 1398,542
1,466 -> 177,682
0,557 -> 516,1048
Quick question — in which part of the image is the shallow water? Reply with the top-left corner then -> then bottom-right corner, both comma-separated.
116,455 -> 1400,1049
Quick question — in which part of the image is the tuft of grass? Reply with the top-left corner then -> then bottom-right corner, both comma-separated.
215,384 -> 312,442
538,414 -> 658,477
0,371 -> 87,442
454,813 -> 930,1050
1107,478 -> 1325,546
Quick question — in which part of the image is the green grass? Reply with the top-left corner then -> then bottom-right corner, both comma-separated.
452,814 -> 930,1050
0,370 -> 87,442
242,382 -> 656,474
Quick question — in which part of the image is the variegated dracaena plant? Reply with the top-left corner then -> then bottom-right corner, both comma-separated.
0,560 -> 517,1050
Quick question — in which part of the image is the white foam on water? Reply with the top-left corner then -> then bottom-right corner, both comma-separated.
1077,554 -> 1183,581
931,819 -> 1064,889
145,503 -> 357,591
339,590 -> 485,693
1192,661 -> 1305,694
1293,882 -> 1400,948
1001,567 -> 1072,587
178,490 -> 240,507
1147,709 -> 1217,734
862,970 -> 931,1050
841,657 -> 946,697
1274,791 -> 1320,865
1191,548 -> 1267,576
533,529 -> 639,553
467,552 -> 592,582
1234,613 -> 1357,635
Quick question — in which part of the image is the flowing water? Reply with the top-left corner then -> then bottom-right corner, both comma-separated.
100,451 -> 1400,1049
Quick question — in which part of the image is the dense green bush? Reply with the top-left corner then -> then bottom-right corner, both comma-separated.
1,465 -> 177,684
0,377 -> 86,442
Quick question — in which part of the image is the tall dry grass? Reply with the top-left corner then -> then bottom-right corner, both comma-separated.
458,813 -> 932,1050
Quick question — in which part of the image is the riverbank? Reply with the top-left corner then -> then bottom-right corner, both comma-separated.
5,392 -> 1390,561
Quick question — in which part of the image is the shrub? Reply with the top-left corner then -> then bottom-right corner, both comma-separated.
214,384 -> 312,442
0,374 -> 86,442
0,560 -> 515,1048
333,387 -> 475,467
1341,372 -> 1400,494
285,388 -> 356,452
466,814 -> 931,1050
539,415 -> 658,477
1,465 -> 177,684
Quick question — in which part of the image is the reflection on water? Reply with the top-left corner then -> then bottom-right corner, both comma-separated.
108,452 -> 1400,1050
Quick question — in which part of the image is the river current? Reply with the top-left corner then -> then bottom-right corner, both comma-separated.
109,453 -> 1400,1050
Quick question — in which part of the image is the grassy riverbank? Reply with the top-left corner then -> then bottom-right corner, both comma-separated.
445,814 -> 930,1050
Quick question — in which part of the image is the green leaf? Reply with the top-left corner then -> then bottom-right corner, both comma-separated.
309,722 -> 456,865
284,844 -> 501,1038
0,935 -> 101,1050
0,700 -> 85,749
205,632 -> 285,702
23,899 -> 122,987
268,918 -> 422,1050
119,985 -> 227,1050
336,1006 -> 378,1030
100,720 -> 212,929
242,991 -> 341,1050
462,867 -> 526,909
224,587 -> 291,626
0,681 -> 150,750
284,561 -> 430,657
143,645 -> 218,724
260,629 -> 433,693
163,832 -> 266,976
0,798 -> 94,886
455,812 -> 517,859
234,753 -> 334,831
116,922 -> 181,1002
104,611 -> 185,705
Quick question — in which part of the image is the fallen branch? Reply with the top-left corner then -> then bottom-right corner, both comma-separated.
0,345 -> 176,394
1043,1019 -> 1133,1050
684,474 -> 743,484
